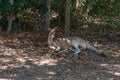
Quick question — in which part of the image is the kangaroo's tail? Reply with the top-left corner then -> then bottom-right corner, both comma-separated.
86,43 -> 107,57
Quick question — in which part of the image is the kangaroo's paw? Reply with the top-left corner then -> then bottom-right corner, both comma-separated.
69,47 -> 76,52
74,49 -> 81,54
55,47 -> 61,51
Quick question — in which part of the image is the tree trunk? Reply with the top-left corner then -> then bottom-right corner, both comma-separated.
7,0 -> 14,33
45,0 -> 51,31
65,0 -> 70,36
7,13 -> 13,33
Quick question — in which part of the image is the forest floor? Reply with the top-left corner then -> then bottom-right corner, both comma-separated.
0,28 -> 120,80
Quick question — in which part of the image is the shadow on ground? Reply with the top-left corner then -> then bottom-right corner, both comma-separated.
0,32 -> 120,80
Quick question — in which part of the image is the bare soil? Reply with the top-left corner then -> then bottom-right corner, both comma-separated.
0,30 -> 120,80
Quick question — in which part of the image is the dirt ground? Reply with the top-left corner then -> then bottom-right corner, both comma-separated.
0,30 -> 120,80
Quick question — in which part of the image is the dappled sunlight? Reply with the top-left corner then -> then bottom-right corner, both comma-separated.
93,41 -> 102,47
114,72 -> 120,77
0,42 -> 60,79
46,71 -> 56,75
113,50 -> 120,55
0,29 -> 120,80
33,58 -> 58,66
0,0 -> 119,79
93,42 -> 120,58
100,63 -> 120,77
0,58 -> 12,63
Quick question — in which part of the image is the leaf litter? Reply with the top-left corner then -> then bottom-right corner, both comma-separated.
0,29 -> 120,80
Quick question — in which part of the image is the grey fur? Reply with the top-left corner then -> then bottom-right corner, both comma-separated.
48,28 -> 107,57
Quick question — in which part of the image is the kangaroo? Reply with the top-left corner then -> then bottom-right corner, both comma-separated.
48,28 -> 107,57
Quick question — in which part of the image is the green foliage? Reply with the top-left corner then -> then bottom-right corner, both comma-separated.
81,0 -> 120,28
0,0 -> 119,32
0,16 -> 8,29
86,0 -> 120,17
12,22 -> 21,32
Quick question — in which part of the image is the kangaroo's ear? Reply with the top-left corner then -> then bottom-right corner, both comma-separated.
48,27 -> 57,31
53,27 -> 57,31
49,27 -> 58,32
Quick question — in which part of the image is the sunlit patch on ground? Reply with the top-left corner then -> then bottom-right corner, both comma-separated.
100,63 -> 120,77
0,31 -> 120,80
